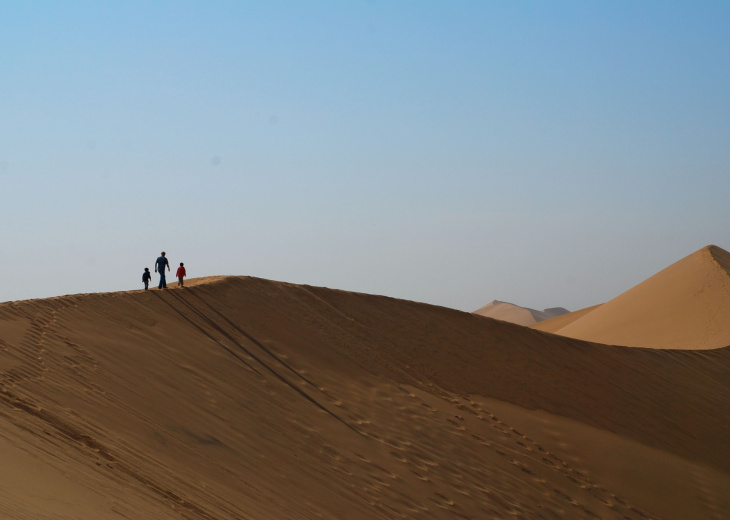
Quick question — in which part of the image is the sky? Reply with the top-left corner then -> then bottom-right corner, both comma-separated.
2,1 -> 729,312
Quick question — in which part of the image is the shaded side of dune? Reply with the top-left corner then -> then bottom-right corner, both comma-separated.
186,277 -> 730,474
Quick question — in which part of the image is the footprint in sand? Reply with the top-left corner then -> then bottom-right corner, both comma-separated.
319,444 -> 341,461
429,492 -> 456,510
390,451 -> 408,463
410,470 -> 431,482
454,486 -> 471,497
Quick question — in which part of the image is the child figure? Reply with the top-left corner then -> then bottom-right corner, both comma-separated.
176,262 -> 186,287
142,268 -> 151,290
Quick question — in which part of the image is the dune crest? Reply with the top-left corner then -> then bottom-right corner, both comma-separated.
544,245 -> 730,349
1,277 -> 729,518
473,300 -> 568,326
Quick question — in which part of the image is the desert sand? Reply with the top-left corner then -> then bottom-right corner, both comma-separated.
473,300 -> 568,326
1,274 -> 729,519
533,245 -> 730,349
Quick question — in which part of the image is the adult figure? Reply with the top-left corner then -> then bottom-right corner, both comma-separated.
155,251 -> 170,289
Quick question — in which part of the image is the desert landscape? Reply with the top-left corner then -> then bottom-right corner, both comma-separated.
4,1 -> 728,518
0,245 -> 729,519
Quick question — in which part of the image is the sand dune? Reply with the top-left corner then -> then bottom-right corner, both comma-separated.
531,303 -> 603,333
534,245 -> 730,349
1,276 -> 729,519
473,300 -> 568,326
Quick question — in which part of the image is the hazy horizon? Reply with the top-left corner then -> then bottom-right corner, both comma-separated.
2,1 -> 729,312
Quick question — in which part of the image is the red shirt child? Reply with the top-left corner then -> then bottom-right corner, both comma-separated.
176,263 -> 186,287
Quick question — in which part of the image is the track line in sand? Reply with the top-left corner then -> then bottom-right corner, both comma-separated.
0,298 -> 252,519
185,289 -> 320,390
153,289 -> 363,436
1,305 -> 51,390
150,290 -> 261,377
0,387 -> 237,520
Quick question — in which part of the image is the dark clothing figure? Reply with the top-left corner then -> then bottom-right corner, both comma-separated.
155,252 -> 170,289
142,268 -> 152,290
176,263 -> 186,287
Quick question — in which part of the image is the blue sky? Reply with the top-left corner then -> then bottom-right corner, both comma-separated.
2,1 -> 729,312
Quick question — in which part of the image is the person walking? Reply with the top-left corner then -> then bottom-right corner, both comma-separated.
155,251 -> 170,289
176,262 -> 186,287
142,267 -> 152,290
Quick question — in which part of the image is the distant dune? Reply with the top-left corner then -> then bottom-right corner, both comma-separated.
533,245 -> 730,349
1,276 -> 729,519
531,303 -> 603,333
473,300 -> 569,326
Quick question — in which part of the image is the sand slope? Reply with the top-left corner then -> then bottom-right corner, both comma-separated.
543,245 -> 730,349
473,300 -> 568,326
1,277 -> 729,519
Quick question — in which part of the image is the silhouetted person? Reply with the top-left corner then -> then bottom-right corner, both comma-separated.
176,262 -> 186,287
142,267 -> 151,290
155,251 -> 170,289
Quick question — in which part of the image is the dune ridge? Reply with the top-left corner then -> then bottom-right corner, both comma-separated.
1,276 -> 729,519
